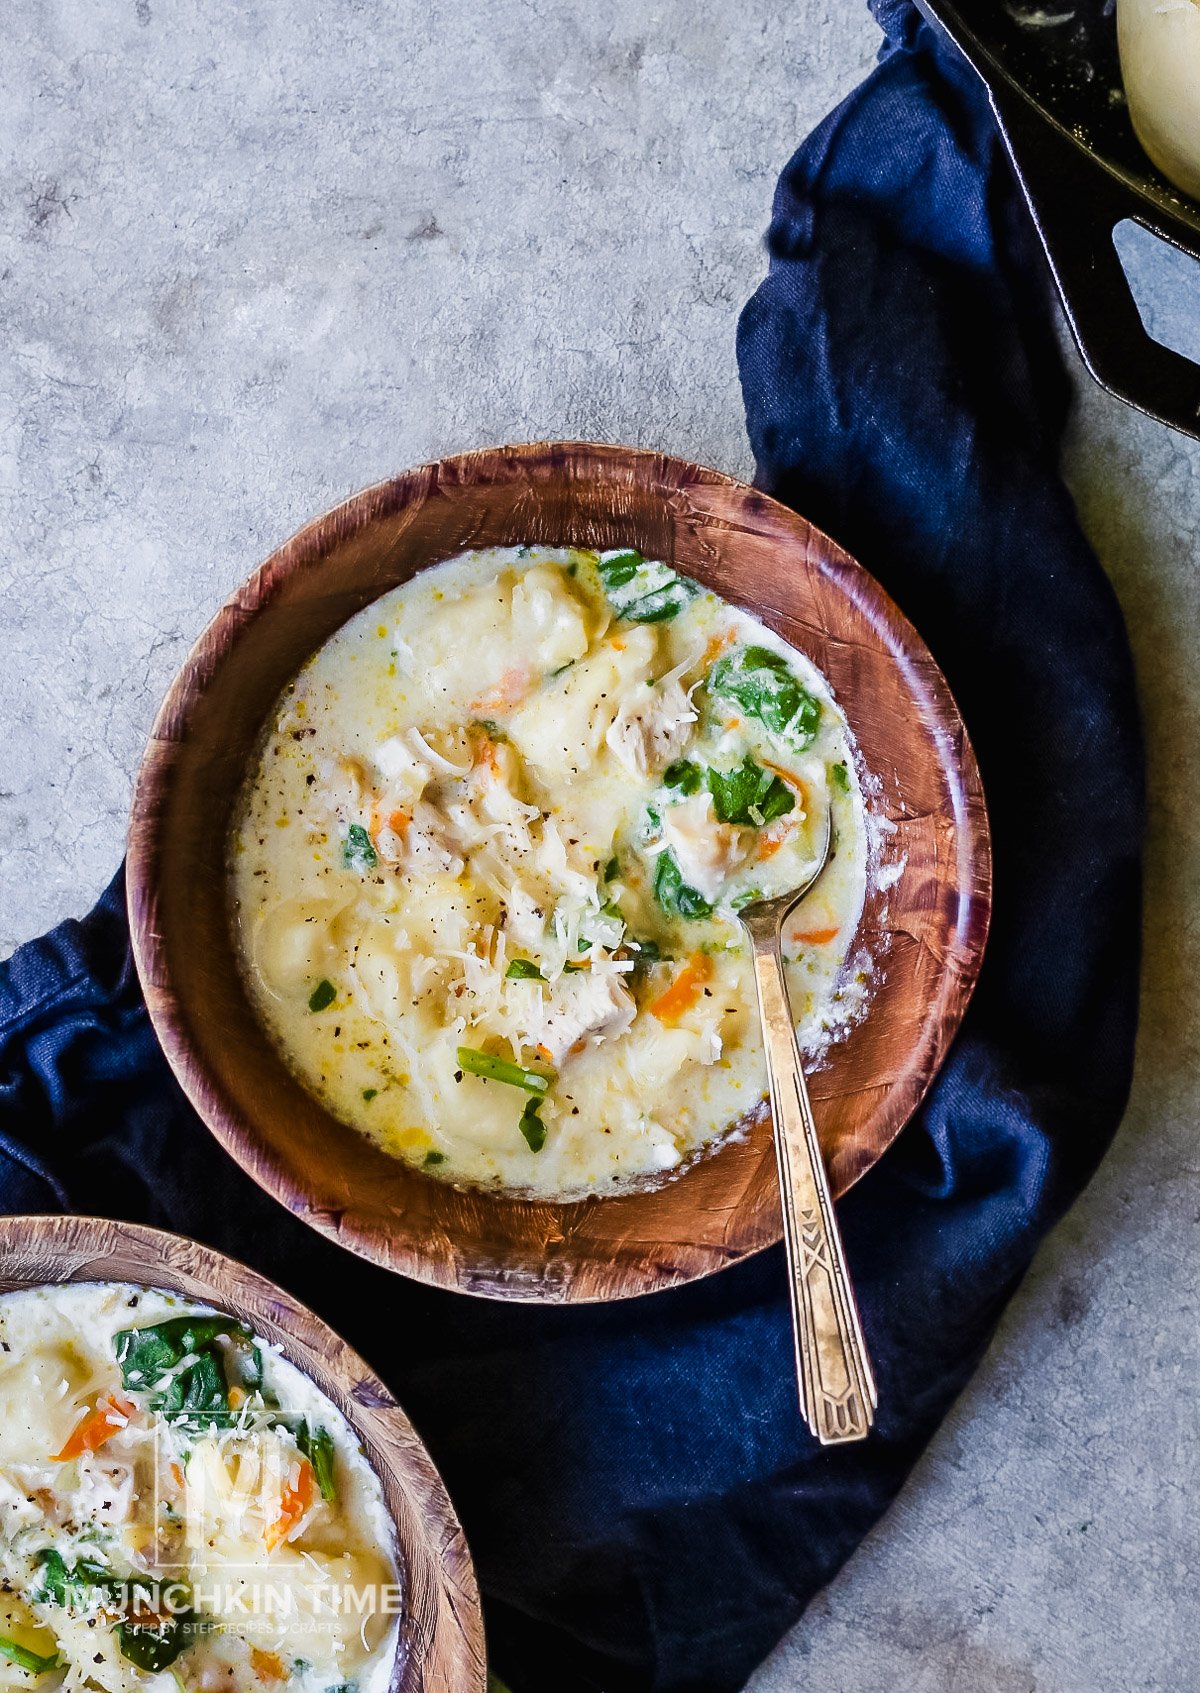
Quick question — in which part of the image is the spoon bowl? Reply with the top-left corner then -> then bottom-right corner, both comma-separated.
735,803 -> 835,943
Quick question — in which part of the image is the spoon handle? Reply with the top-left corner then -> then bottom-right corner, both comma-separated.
749,931 -> 877,1444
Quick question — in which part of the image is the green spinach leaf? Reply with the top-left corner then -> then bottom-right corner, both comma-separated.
663,759 -> 702,795
653,850 -> 712,920
34,1550 -> 116,1609
709,645 -> 821,752
705,756 -> 795,827
518,1097 -> 547,1153
295,1422 -> 337,1504
342,823 -> 378,874
114,1316 -> 258,1427
504,958 -> 546,982
36,1553 -> 191,1661
596,551 -> 696,624
116,1616 -> 203,1674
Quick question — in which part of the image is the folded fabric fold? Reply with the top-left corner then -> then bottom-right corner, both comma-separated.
0,4 -> 1142,1690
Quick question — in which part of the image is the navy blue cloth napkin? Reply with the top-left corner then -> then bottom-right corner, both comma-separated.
0,5 -> 1143,1690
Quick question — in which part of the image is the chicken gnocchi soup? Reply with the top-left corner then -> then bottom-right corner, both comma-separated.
229,546 -> 869,1198
0,1284 -> 398,1693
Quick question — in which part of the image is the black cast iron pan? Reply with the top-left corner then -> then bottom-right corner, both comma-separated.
916,0 -> 1200,441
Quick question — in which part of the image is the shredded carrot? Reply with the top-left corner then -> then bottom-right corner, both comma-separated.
792,926 -> 840,946
170,1461 -> 185,1491
649,954 -> 714,1026
470,667 -> 532,715
54,1393 -> 136,1461
759,758 -> 806,804
535,1044 -> 554,1064
250,1651 -> 287,1683
469,725 -> 500,772
755,822 -> 796,861
369,805 -> 410,843
264,1457 -> 316,1552
228,1385 -> 246,1411
702,627 -> 736,667
610,637 -> 626,652
753,766 -> 807,861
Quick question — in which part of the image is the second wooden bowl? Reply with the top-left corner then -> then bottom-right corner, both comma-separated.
0,1214 -> 485,1691
128,442 -> 991,1301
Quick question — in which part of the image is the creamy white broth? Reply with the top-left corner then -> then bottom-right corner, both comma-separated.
0,1285 -> 398,1693
229,546 -> 870,1198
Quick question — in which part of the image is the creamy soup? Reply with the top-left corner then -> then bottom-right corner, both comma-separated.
0,1285 -> 398,1693
229,546 -> 870,1198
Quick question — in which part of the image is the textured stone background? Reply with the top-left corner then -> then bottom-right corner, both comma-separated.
3,2 -> 1199,1688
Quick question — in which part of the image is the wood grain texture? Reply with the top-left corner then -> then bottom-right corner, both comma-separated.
0,1215 -> 485,1693
127,441 -> 991,1302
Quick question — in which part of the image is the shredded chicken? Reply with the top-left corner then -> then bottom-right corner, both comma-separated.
505,885 -> 548,951
468,738 -> 539,846
401,800 -> 465,876
74,1453 -> 136,1528
661,791 -> 749,902
520,970 -> 637,1065
374,726 -> 469,807
605,659 -> 698,779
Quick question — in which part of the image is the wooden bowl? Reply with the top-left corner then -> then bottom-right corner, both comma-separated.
128,442 -> 991,1301
0,1214 -> 485,1692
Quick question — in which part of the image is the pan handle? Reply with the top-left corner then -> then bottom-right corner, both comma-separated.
987,78 -> 1200,442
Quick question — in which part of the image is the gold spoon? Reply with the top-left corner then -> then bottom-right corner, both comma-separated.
738,809 -> 877,1443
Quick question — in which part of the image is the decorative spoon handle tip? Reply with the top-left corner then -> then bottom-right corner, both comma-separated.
748,931 -> 876,1446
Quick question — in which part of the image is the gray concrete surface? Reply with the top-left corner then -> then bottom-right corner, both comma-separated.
3,2 -> 1198,1688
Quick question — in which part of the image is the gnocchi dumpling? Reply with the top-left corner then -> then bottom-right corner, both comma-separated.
507,624 -> 659,779
254,897 -> 348,998
510,563 -> 595,670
